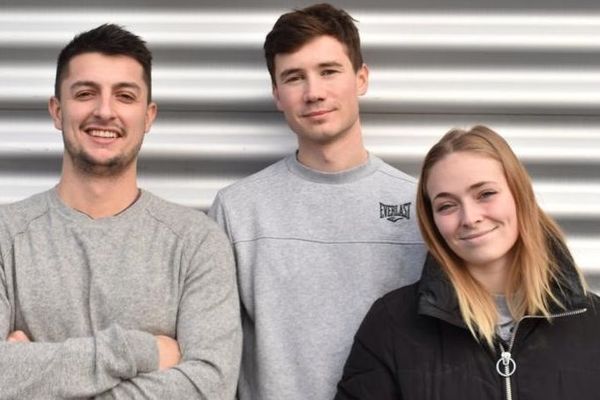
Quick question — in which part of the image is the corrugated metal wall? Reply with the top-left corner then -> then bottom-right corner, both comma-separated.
1,1 -> 599,289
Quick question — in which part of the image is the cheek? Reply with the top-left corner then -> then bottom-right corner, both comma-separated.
345,97 -> 360,115
276,90 -> 298,110
433,215 -> 455,242
341,82 -> 358,100
64,104 -> 91,124
127,108 -> 148,124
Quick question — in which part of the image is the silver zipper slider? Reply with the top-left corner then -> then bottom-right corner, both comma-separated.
496,351 -> 516,377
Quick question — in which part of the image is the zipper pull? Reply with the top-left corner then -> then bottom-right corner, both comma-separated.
496,351 -> 517,377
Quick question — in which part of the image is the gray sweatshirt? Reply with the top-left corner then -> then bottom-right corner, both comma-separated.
210,154 -> 426,400
0,188 -> 241,399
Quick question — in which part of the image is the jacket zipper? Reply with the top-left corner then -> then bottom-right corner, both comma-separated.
495,307 -> 587,400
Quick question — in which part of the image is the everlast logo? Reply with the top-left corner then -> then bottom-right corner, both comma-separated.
379,202 -> 411,222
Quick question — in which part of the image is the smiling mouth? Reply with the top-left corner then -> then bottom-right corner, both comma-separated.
460,226 -> 498,241
85,128 -> 121,139
303,109 -> 333,118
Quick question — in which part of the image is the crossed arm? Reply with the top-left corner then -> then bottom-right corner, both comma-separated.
0,323 -> 164,399
0,229 -> 241,400
6,330 -> 181,371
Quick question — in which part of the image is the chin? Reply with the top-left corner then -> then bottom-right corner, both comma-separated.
75,153 -> 136,177
465,253 -> 507,268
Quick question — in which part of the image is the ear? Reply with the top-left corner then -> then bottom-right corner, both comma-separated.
48,96 -> 63,131
355,64 -> 369,96
144,102 -> 158,133
272,83 -> 284,112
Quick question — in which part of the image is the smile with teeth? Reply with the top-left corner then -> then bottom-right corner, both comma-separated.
87,129 -> 120,139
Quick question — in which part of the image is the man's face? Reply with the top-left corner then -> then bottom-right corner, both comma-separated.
49,52 -> 157,177
272,35 -> 368,148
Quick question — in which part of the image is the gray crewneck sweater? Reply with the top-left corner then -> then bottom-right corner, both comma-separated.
210,154 -> 426,400
0,188 -> 241,399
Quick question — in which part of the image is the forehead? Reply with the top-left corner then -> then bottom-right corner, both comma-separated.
273,35 -> 351,73
426,152 -> 506,195
62,52 -> 146,88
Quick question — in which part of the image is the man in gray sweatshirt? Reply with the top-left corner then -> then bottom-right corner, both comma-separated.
209,4 -> 427,400
0,24 -> 241,399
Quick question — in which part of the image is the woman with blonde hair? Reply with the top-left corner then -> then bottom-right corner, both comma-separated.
336,125 -> 600,399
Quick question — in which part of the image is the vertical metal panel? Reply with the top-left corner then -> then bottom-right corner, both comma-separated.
1,1 -> 599,289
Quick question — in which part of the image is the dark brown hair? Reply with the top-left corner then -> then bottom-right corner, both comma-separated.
54,24 -> 152,102
264,3 -> 363,85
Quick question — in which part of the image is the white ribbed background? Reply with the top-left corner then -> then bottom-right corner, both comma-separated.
1,1 -> 599,289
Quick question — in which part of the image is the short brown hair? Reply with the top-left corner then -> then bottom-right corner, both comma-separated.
264,3 -> 363,85
55,24 -> 152,102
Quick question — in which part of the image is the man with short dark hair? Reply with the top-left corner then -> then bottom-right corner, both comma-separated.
210,4 -> 426,400
0,24 -> 241,399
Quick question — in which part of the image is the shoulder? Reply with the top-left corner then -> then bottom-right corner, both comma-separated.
378,282 -> 421,321
549,292 -> 600,350
372,156 -> 418,187
210,157 -> 290,218
142,191 -> 228,245
217,157 -> 288,200
142,193 -> 235,281
359,283 -> 420,335
0,190 -> 52,238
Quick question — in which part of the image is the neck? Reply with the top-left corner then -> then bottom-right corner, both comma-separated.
58,161 -> 140,219
467,260 -> 509,295
297,130 -> 368,172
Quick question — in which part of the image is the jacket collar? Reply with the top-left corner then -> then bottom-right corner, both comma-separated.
546,239 -> 589,313
416,241 -> 588,328
416,253 -> 466,328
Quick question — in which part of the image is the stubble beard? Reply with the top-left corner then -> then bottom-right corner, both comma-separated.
63,135 -> 143,178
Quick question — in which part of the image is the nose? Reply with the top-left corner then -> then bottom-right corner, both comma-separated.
303,75 -> 325,103
93,95 -> 116,120
461,201 -> 483,227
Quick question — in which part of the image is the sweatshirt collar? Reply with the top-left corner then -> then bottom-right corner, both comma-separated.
285,152 -> 382,184
48,186 -> 151,226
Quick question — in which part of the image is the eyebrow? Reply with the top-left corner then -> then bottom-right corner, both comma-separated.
318,61 -> 344,69
69,80 -> 142,93
278,61 -> 345,81
432,181 -> 497,201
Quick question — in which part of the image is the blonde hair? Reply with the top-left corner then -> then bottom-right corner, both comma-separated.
416,125 -> 586,346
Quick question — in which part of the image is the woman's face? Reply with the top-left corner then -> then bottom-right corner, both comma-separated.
426,151 -> 519,276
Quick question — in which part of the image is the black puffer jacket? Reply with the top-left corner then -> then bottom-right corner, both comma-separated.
336,252 -> 600,400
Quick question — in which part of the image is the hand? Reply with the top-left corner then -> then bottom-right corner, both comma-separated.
155,335 -> 181,370
7,330 -> 31,343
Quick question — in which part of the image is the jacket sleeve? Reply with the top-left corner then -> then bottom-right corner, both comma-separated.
0,261 -> 159,399
335,298 -> 402,400
94,224 -> 242,400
